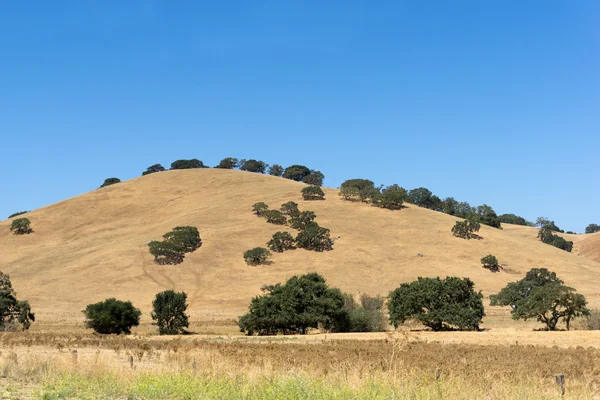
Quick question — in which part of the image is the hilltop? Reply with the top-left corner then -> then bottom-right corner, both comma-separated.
1,168 -> 599,322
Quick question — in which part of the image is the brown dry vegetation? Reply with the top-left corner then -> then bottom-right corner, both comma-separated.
2,333 -> 600,398
1,168 -> 599,327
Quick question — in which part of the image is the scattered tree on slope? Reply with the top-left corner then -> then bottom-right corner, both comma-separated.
142,164 -> 166,176
10,218 -> 33,235
490,268 -> 589,330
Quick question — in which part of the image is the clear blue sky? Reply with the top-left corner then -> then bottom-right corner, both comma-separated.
1,1 -> 598,232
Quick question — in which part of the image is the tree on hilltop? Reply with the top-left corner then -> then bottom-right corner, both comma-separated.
282,165 -> 311,181
268,164 -> 284,177
170,159 -> 206,170
142,164 -> 166,176
8,211 -> 28,219
100,178 -> 120,188
240,159 -> 268,173
585,224 -> 600,234
215,157 -> 238,169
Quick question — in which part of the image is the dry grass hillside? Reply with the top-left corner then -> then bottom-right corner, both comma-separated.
1,169 -> 599,322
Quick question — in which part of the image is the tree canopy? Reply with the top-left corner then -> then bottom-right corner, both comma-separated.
8,211 -> 28,219
170,159 -> 206,170
239,159 -> 268,173
282,165 -> 311,181
99,178 -> 120,188
301,185 -> 325,200
0,272 -> 35,331
267,231 -> 296,253
152,290 -> 190,335
451,218 -> 480,239
388,277 -> 484,331
83,298 -> 141,334
142,164 -> 166,176
238,273 -> 347,335
243,247 -> 272,266
490,268 -> 589,330
585,224 -> 600,234
252,202 -> 269,217
215,157 -> 238,169
10,218 -> 33,235
295,222 -> 333,252
538,228 -> 573,252
268,164 -> 284,177
302,170 -> 324,186
499,213 -> 530,226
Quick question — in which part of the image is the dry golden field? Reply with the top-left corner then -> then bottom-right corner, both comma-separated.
2,168 -> 600,398
1,168 -> 599,324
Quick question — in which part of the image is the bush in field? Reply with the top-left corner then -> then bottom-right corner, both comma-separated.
10,218 -> 33,235
301,185 -> 325,200
263,210 -> 287,225
339,179 -> 379,202
388,277 -> 484,331
83,298 -> 141,335
252,202 -> 269,217
99,178 -> 120,188
142,164 -> 166,176
238,273 -> 347,335
280,201 -> 299,217
8,211 -> 28,219
148,241 -> 185,265
481,254 -> 500,272
343,294 -> 386,332
244,247 -> 272,266
0,272 -> 35,331
268,164 -> 284,177
152,290 -> 190,335
585,224 -> 600,234
170,159 -> 206,169
239,159 -> 268,173
295,222 -> 333,252
491,268 -> 589,330
451,219 -> 480,239
372,185 -> 407,210
586,310 -> 600,330
267,231 -> 296,252
215,157 -> 238,169
289,211 -> 317,230
302,170 -> 324,186
282,165 -> 311,181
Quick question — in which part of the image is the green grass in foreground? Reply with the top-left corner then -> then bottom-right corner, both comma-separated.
38,372 -> 579,400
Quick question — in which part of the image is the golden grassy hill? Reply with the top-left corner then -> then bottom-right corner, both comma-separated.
1,169 -> 599,321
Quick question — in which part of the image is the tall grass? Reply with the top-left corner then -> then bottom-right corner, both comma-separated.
1,333 -> 599,399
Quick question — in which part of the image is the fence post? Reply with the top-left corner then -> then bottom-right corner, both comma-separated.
71,350 -> 78,364
129,355 -> 134,369
555,373 -> 565,398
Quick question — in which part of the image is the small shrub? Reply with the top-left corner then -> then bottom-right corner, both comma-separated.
148,241 -> 185,265
301,185 -> 325,200
100,178 -> 120,188
268,164 -> 284,177
8,211 -> 28,219
152,290 -> 190,335
244,247 -> 272,266
343,294 -> 386,332
481,254 -> 500,272
142,164 -> 166,176
280,201 -> 300,217
83,298 -> 141,334
267,231 -> 296,252
289,211 -> 316,230
586,310 -> 600,330
264,210 -> 287,225
10,218 -> 33,235
295,222 -> 333,252
451,219 -> 480,239
252,202 -> 269,217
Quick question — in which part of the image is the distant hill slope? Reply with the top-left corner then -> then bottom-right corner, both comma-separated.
1,169 -> 599,320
